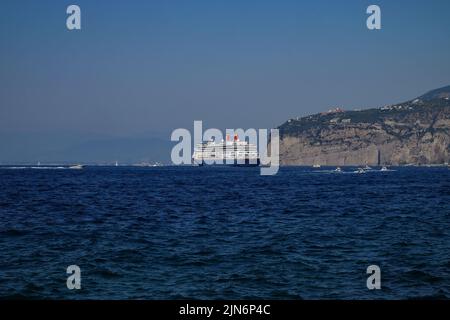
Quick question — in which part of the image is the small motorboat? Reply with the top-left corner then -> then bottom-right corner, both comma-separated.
334,167 -> 342,173
313,164 -> 321,168
69,164 -> 84,170
381,166 -> 389,171
356,168 -> 366,174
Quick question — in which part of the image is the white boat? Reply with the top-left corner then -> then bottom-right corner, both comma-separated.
69,164 -> 84,170
313,164 -> 321,168
356,168 -> 366,174
334,167 -> 342,173
381,166 -> 389,171
364,165 -> 372,170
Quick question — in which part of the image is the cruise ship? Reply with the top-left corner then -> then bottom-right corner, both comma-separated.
193,134 -> 260,166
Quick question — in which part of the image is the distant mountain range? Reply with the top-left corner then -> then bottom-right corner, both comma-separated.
278,86 -> 450,166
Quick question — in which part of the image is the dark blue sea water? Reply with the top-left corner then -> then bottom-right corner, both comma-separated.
0,166 -> 449,299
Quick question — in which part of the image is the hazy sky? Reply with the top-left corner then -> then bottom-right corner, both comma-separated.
1,0 -> 450,139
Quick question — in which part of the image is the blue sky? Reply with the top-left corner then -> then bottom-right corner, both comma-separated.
1,0 -> 450,161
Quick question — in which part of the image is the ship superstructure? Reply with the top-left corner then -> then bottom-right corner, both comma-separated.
193,134 -> 259,166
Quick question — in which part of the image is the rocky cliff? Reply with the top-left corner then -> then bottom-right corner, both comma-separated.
278,86 -> 450,166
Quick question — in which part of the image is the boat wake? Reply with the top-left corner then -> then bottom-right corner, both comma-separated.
1,166 -> 78,170
313,168 -> 397,174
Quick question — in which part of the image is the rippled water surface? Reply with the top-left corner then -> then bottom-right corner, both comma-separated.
0,166 -> 449,299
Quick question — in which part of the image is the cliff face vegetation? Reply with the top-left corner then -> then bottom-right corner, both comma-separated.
278,86 -> 450,166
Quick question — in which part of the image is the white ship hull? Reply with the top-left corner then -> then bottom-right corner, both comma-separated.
193,158 -> 260,167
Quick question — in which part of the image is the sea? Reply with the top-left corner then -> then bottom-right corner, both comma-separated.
0,166 -> 449,299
